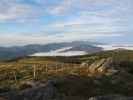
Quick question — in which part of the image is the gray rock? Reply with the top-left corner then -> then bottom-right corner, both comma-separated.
88,95 -> 133,100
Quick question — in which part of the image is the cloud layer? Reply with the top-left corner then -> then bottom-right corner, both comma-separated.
0,0 -> 132,46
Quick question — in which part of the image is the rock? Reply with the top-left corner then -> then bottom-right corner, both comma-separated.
88,95 -> 133,100
1,75 -> 133,100
89,97 -> 97,100
88,59 -> 105,74
19,80 -> 60,100
0,80 -> 60,100
87,58 -> 118,76
0,97 -> 7,100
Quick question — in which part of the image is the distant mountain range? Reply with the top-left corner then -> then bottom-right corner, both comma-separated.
0,41 -> 103,60
0,41 -> 133,60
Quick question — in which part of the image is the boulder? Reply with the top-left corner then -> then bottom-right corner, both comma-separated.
88,58 -> 118,76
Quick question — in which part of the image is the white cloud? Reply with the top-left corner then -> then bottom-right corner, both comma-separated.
44,0 -> 132,39
0,0 -> 132,45
48,0 -> 73,15
0,0 -> 132,22
46,10 -> 127,36
0,0 -> 42,22
0,32 -> 122,46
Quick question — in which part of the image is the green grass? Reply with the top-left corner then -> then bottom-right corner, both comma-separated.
1,50 -> 133,96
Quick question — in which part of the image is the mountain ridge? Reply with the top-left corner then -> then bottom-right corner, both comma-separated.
0,41 -> 102,60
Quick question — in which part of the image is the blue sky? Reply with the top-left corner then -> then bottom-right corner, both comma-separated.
0,0 -> 133,46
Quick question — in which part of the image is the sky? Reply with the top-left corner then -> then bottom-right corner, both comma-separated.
0,0 -> 133,46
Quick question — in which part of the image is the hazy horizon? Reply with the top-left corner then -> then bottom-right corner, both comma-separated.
0,0 -> 133,46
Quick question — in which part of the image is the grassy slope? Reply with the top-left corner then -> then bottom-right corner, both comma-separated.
0,50 -> 133,96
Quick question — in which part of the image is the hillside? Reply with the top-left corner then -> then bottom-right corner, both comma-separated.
0,50 -> 133,99
0,41 -> 102,60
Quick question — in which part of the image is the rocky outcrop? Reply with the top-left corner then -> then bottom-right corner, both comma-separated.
0,80 -> 60,100
88,95 -> 133,100
1,74 -> 133,100
87,58 -> 118,76
1,57 -> 133,100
